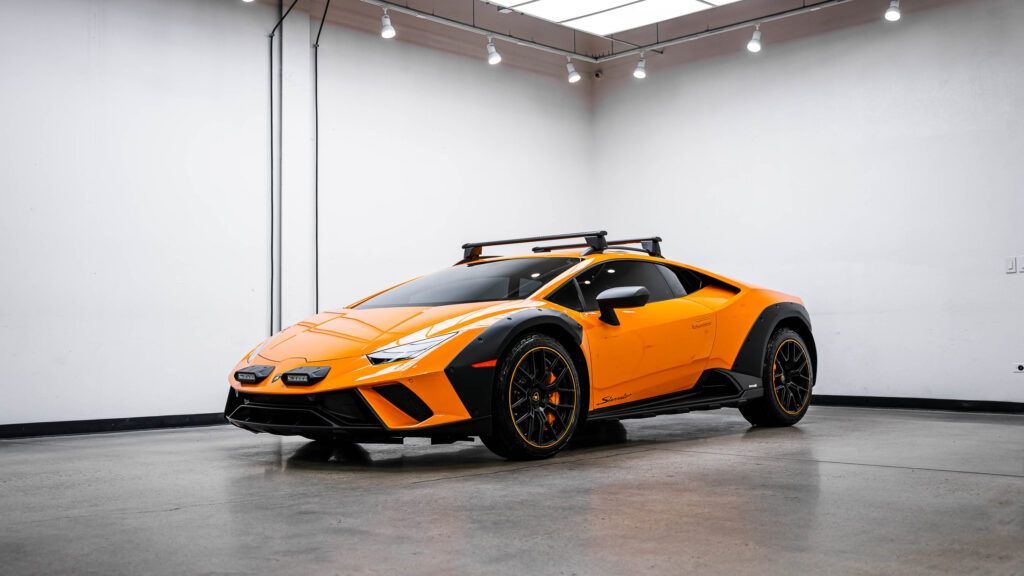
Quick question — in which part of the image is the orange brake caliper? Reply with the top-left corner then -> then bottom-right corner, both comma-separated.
546,372 -> 558,426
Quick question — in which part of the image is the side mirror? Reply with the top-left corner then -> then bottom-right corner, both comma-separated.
596,286 -> 650,326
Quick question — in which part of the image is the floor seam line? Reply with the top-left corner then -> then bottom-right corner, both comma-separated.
652,447 -> 1024,479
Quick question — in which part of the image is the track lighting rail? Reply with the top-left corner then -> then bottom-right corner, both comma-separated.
360,0 -> 601,63
360,0 -> 854,64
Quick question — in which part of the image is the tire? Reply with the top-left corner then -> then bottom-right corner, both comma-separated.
480,333 -> 582,460
739,328 -> 814,427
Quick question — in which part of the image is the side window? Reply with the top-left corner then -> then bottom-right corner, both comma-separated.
659,264 -> 708,293
657,265 -> 687,297
576,261 -> 675,311
547,279 -> 584,311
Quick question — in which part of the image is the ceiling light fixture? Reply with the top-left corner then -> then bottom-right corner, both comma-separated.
566,58 -> 581,84
884,0 -> 901,22
486,37 -> 502,65
633,52 -> 647,79
747,24 -> 762,53
380,8 -> 396,39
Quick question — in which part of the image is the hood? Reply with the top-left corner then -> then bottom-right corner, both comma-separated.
256,301 -> 520,362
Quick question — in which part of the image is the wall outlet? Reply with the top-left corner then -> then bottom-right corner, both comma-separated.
1018,256 -> 1024,273
1008,257 -> 1019,274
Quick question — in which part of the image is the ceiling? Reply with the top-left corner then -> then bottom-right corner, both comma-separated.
290,0 -> 962,77
487,0 -> 744,37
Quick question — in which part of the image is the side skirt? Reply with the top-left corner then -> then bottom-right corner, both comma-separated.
587,369 -> 763,422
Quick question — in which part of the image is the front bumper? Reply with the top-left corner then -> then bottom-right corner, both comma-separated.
225,375 -> 493,442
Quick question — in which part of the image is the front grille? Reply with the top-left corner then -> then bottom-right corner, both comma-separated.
228,405 -> 335,428
321,390 -> 380,428
233,390 -> 381,429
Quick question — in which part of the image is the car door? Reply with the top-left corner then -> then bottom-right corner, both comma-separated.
552,260 -> 716,410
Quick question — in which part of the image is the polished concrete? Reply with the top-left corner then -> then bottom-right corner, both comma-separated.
1,406 -> 1021,575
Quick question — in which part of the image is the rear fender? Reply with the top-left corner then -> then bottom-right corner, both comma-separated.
731,302 -> 815,379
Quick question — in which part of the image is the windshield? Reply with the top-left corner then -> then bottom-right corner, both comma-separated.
356,257 -> 581,309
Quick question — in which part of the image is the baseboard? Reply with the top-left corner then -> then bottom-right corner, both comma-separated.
0,413 -> 226,439
3,396 -> 1021,440
813,395 -> 1024,414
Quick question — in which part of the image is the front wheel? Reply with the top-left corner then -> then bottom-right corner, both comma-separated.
739,328 -> 814,427
480,333 -> 582,460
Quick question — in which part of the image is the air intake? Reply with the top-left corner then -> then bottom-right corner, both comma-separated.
375,384 -> 434,422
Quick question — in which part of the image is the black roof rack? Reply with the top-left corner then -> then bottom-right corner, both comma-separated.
459,231 -> 607,264
532,236 -> 663,258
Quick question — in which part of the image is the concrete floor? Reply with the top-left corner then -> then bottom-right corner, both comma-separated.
1,406 -> 1021,576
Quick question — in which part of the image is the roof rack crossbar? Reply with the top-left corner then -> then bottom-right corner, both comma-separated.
460,231 -> 607,263
532,236 -> 663,258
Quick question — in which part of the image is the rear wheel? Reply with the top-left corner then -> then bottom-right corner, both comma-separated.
739,328 -> 814,427
480,333 -> 582,460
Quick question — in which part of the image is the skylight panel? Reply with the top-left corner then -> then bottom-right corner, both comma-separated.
563,0 -> 712,36
517,0 -> 638,24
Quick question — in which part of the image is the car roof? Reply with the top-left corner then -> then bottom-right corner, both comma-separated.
470,250 -> 751,296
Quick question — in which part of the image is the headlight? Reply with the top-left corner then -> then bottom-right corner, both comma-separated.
366,333 -> 457,365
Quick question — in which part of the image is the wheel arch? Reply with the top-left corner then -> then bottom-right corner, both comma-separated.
445,307 -> 587,421
775,316 -> 817,377
731,302 -> 816,380
526,322 -> 590,420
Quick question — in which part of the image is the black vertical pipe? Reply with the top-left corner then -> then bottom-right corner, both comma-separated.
314,0 -> 331,314
267,33 -> 274,336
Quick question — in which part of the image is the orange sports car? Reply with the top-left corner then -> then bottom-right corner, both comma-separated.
225,231 -> 816,460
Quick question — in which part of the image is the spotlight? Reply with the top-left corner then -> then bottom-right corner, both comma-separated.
486,37 -> 502,65
566,58 -> 581,84
885,0 -> 901,22
633,52 -> 647,79
747,25 -> 762,53
380,9 -> 396,39
242,0 -> 255,3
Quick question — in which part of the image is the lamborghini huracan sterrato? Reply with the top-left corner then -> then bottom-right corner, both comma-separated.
226,231 -> 816,460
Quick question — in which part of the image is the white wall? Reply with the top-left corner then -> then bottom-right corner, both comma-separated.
0,0 -> 597,425
3,0 -> 1020,426
592,0 -> 1024,402
315,24 -> 599,307
0,0 -> 275,424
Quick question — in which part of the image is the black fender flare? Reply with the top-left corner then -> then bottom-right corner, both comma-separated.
444,308 -> 583,420
731,302 -> 815,379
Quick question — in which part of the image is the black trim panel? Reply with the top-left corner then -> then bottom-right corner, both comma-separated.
813,395 -> 1024,414
445,307 -> 584,419
588,369 -> 762,421
731,302 -> 813,378
0,413 -> 225,439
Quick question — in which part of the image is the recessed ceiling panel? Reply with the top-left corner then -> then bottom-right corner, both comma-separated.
564,0 -> 712,36
490,0 -> 744,37
517,0 -> 637,24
